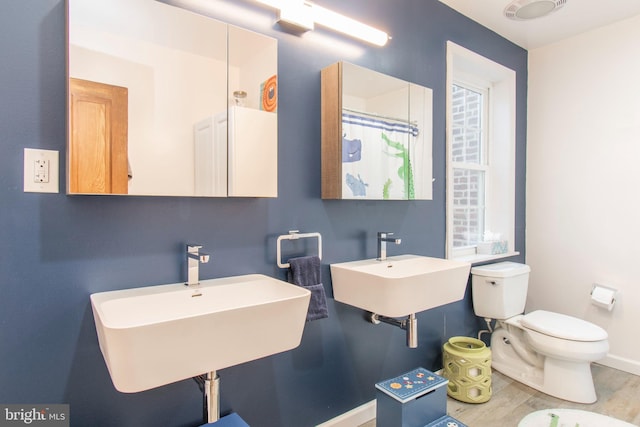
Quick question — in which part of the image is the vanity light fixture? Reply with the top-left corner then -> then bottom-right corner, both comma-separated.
504,0 -> 567,21
254,0 -> 389,46
277,2 -> 314,32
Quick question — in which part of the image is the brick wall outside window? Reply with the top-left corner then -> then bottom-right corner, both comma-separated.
451,84 -> 485,248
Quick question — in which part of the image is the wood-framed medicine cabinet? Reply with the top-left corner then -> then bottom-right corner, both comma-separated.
321,61 -> 433,200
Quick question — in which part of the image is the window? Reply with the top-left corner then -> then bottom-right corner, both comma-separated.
451,83 -> 488,249
446,42 -> 517,261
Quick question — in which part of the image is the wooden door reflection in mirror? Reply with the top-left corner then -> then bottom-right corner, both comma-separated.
69,78 -> 128,194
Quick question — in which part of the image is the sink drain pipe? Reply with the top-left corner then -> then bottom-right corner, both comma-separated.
369,312 -> 418,348
194,370 -> 220,423
205,371 -> 220,423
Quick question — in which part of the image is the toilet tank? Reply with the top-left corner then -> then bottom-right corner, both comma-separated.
471,262 -> 531,319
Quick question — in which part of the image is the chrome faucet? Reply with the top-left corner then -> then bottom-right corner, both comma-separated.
186,244 -> 210,286
377,232 -> 401,261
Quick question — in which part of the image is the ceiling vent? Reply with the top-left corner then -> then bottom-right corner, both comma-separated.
504,0 -> 567,21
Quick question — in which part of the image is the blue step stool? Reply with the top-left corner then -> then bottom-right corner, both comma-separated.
200,413 -> 249,427
423,415 -> 468,427
376,367 -> 448,427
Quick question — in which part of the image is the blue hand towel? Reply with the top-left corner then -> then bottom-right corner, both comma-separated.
287,255 -> 329,321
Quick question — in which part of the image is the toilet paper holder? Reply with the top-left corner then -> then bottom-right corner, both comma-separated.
590,283 -> 617,311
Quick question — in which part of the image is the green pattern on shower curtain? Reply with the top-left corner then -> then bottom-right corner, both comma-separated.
381,132 -> 414,200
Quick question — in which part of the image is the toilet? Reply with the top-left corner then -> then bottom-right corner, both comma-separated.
471,262 -> 609,404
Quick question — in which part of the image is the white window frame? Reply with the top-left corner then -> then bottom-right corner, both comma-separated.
446,41 -> 518,263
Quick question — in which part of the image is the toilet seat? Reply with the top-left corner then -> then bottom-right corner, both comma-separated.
521,310 -> 607,342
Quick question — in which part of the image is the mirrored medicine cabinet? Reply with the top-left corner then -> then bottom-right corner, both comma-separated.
67,0 -> 278,197
321,61 -> 433,200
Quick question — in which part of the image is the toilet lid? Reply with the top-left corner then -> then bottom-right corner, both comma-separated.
521,310 -> 608,342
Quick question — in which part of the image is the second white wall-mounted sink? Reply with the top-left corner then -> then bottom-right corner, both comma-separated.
331,254 -> 471,317
91,274 -> 310,393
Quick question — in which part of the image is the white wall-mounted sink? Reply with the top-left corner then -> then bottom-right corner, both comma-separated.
331,254 -> 471,317
90,274 -> 310,393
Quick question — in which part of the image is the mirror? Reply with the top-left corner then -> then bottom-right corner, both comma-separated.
67,0 -> 278,197
321,62 -> 432,200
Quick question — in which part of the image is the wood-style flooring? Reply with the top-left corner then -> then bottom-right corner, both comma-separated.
359,364 -> 640,426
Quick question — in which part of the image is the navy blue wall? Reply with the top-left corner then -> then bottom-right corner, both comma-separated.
0,0 -> 526,426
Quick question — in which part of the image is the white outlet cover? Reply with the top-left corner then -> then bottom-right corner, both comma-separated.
24,148 -> 59,193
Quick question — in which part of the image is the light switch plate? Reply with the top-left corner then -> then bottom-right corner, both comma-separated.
24,148 -> 59,193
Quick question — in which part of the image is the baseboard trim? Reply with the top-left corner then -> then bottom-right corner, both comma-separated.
598,354 -> 640,376
316,400 -> 376,427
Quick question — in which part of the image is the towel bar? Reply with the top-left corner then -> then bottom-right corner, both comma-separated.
277,230 -> 322,268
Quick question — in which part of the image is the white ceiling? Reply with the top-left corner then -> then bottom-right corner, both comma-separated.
437,0 -> 640,49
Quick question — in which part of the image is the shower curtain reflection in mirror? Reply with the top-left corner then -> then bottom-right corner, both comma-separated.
341,111 -> 420,200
